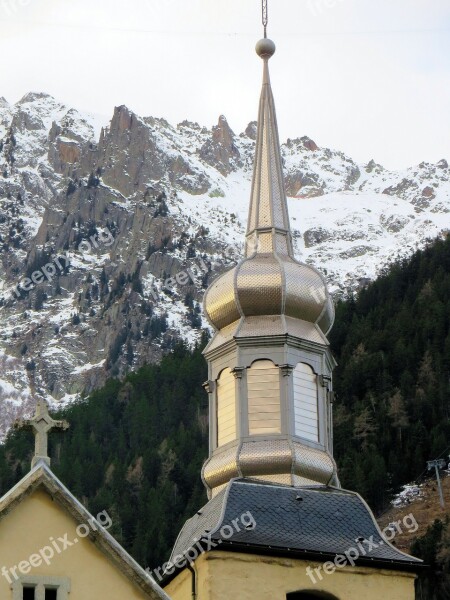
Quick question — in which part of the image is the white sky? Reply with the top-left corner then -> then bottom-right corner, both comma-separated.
0,0 -> 449,169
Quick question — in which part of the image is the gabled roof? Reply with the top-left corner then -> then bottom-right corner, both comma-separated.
0,460 -> 169,600
167,478 -> 422,581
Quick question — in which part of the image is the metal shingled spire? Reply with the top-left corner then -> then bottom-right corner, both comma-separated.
245,37 -> 294,258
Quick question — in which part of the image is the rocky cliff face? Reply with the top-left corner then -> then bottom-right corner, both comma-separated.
0,92 -> 449,437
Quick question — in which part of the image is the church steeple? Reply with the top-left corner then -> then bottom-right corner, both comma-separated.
246,37 -> 293,258
201,26 -> 338,498
165,8 -> 422,595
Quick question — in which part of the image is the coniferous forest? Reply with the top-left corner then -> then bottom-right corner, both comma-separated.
331,234 -> 450,512
0,235 -> 450,593
0,340 -> 210,571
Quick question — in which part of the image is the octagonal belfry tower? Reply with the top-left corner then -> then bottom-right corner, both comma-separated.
201,37 -> 338,499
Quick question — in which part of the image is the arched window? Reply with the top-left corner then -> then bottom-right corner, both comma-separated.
247,360 -> 281,435
216,368 -> 236,446
287,592 -> 339,600
293,363 -> 319,443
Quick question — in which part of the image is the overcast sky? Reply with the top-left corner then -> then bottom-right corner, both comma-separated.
0,0 -> 449,169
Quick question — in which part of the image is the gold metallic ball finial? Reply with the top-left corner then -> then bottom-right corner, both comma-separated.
255,37 -> 276,59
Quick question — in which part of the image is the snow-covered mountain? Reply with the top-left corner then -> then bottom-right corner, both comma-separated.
0,92 -> 448,437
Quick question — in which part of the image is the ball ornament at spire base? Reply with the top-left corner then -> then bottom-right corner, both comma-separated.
255,37 -> 276,59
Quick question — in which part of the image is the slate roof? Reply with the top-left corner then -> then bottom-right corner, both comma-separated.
168,478 -> 422,577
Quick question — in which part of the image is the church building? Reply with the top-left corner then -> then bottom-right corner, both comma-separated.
0,400 -> 168,600
162,28 -> 422,600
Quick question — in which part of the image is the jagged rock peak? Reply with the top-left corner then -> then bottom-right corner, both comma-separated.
366,159 -> 384,173
244,121 -> 257,140
302,136 -> 319,151
146,116 -> 171,129
199,115 -> 241,176
285,136 -> 319,151
112,105 -> 138,131
213,115 -> 235,142
177,120 -> 202,131
418,161 -> 433,170
17,91 -> 57,105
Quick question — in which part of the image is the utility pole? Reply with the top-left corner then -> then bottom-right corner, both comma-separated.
427,458 -> 447,510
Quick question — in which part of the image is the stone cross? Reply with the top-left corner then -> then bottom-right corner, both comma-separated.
15,399 -> 69,469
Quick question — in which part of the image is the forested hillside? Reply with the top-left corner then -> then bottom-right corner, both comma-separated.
330,234 -> 450,512
0,235 -> 449,575
0,338 -> 209,570
411,518 -> 450,599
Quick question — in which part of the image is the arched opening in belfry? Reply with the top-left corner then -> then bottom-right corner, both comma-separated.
287,591 -> 340,600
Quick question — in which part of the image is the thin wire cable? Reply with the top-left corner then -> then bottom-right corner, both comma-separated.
0,16 -> 447,37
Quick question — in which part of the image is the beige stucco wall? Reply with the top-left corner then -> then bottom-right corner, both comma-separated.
164,567 -> 192,599
0,489 -> 149,599
164,550 -> 417,600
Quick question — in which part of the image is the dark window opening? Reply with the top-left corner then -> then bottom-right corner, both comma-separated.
287,593 -> 340,600
45,589 -> 58,600
23,588 -> 35,600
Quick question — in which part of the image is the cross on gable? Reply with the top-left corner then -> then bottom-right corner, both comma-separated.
14,399 -> 69,469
